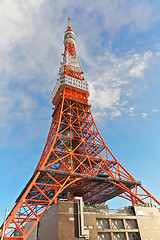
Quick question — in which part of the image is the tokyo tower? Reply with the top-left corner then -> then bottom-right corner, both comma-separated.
0,17 -> 160,240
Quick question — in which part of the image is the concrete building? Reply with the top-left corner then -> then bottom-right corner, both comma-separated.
27,198 -> 160,240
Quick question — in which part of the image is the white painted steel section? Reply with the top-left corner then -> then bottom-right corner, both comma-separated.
51,76 -> 89,101
64,30 -> 75,46
51,80 -> 61,101
75,197 -> 89,239
59,52 -> 82,76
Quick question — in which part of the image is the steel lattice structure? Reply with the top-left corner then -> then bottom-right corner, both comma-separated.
1,17 -> 160,240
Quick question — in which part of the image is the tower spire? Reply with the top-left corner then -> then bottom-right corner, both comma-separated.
68,15 -> 71,30
51,16 -> 87,108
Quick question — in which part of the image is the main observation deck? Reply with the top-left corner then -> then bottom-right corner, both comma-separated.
51,75 -> 89,105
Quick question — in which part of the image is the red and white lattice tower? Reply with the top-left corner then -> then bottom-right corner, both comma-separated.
0,17 -> 160,240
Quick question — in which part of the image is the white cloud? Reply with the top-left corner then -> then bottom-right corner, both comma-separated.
121,101 -> 128,106
129,113 -> 136,117
111,109 -> 122,118
151,109 -> 159,117
127,107 -> 135,113
88,49 -> 152,118
128,52 -> 152,78
0,0 -> 62,129
155,43 -> 160,56
142,113 -> 148,118
152,109 -> 159,113
126,92 -> 133,97
79,0 -> 160,36
0,1 -> 44,48
126,107 -> 136,117
89,80 -> 121,110
92,111 -> 107,123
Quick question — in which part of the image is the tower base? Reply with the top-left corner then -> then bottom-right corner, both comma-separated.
26,199 -> 160,240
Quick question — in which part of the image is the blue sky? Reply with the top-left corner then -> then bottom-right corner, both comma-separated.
0,0 -> 160,223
